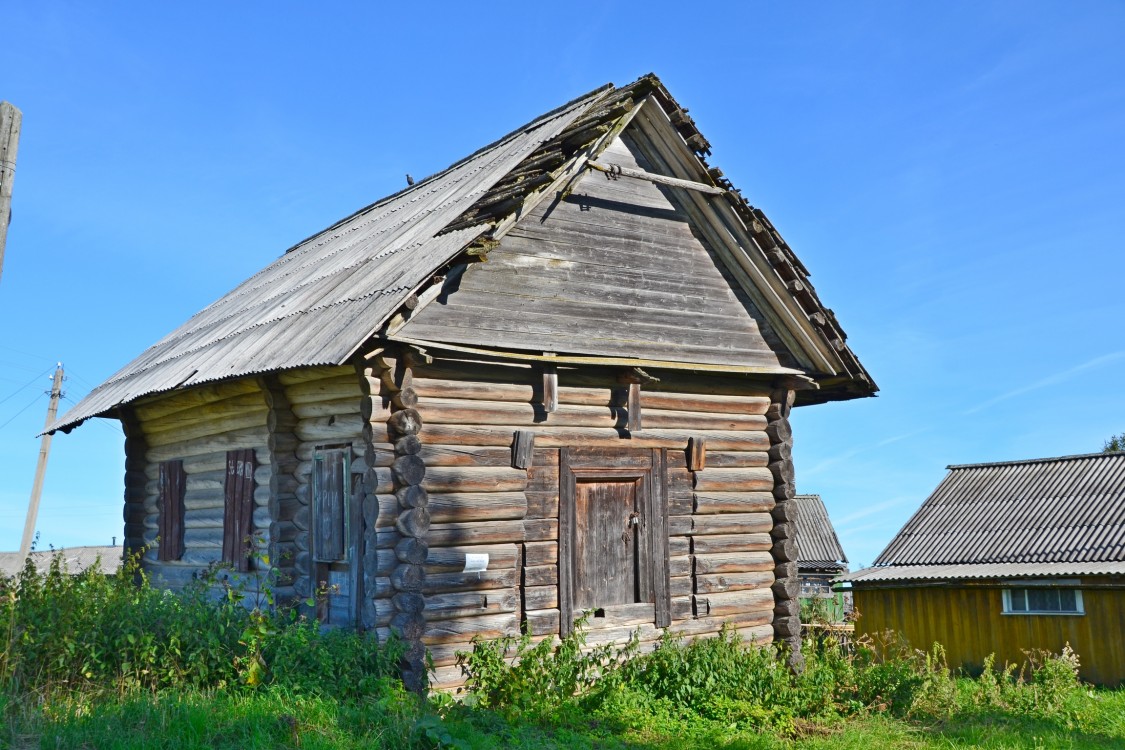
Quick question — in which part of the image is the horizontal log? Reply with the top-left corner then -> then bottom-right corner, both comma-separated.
428,492 -> 527,524
524,540 -> 557,567
526,490 -> 558,519
422,466 -> 528,493
365,495 -> 398,528
284,376 -> 362,404
671,595 -> 693,622
693,492 -> 775,515
695,588 -> 775,618
145,427 -> 269,464
695,571 -> 774,594
693,468 -> 774,493
668,537 -> 690,556
424,612 -> 520,645
426,588 -> 519,622
672,512 -> 773,536
139,394 -> 267,436
414,445 -> 558,468
670,575 -> 693,597
132,380 -> 262,422
425,520 -> 524,546
524,518 -> 557,542
292,397 -> 370,420
691,533 -> 773,554
524,584 -> 557,610
416,396 -> 767,432
694,551 -> 775,575
277,366 -> 357,386
668,555 -> 692,578
424,543 -> 519,572
524,564 -> 557,586
525,608 -> 560,637
772,537 -> 798,563
295,417 -> 363,444
702,451 -> 770,468
420,424 -> 770,451
772,576 -> 799,601
736,624 -> 775,646
141,549 -> 220,567
423,567 -> 518,595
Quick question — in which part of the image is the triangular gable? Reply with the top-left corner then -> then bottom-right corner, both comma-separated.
392,127 -> 802,373
51,74 -> 875,435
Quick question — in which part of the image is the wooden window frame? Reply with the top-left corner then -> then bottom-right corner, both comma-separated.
157,459 -> 185,562
1002,584 -> 1085,616
222,448 -> 257,572
312,445 -> 351,564
558,447 -> 670,635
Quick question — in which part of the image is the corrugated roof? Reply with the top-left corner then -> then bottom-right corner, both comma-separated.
840,561 -> 1125,583
794,494 -> 847,570
50,74 -> 877,433
48,86 -> 610,433
0,546 -> 123,577
872,452 -> 1125,570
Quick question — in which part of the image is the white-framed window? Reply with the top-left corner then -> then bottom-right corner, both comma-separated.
1002,583 -> 1084,615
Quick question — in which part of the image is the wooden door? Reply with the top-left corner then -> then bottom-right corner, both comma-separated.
574,478 -> 642,610
559,447 -> 670,634
312,446 -> 361,627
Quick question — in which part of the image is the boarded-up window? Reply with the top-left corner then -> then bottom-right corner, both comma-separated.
313,447 -> 350,563
223,448 -> 257,571
157,459 -> 185,562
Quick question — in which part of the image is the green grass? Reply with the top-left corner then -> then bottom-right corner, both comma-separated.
5,685 -> 1124,750
4,556 -> 1124,749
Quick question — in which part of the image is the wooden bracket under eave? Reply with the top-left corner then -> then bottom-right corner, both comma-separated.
542,361 -> 558,413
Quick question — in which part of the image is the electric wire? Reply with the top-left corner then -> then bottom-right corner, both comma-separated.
0,365 -> 54,409
0,392 -> 45,430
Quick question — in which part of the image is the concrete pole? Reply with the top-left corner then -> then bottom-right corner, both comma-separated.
0,101 -> 22,285
19,363 -> 65,559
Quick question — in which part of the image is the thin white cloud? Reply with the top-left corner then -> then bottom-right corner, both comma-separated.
964,351 -> 1125,415
804,427 -> 931,476
835,496 -> 913,527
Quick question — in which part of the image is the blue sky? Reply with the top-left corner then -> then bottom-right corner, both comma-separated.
1,2 -> 1123,566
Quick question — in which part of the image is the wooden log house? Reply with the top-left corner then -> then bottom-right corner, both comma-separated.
49,74 -> 876,689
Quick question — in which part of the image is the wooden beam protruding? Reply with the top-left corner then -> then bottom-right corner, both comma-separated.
542,365 -> 558,414
511,430 -> 536,470
687,437 -> 707,472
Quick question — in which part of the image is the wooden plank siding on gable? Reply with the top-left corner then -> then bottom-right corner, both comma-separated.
395,133 -> 794,371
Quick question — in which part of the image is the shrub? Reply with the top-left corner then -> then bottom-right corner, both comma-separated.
0,550 -> 401,701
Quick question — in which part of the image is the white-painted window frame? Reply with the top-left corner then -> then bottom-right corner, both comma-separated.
1001,581 -> 1084,616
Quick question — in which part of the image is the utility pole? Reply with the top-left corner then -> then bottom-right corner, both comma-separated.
19,363 -> 65,559
0,101 -> 21,285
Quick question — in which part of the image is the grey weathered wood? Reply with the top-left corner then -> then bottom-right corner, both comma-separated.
558,448 -> 575,635
687,437 -> 706,471
586,159 -> 725,195
0,102 -> 22,284
222,448 -> 256,571
650,448 -> 671,628
511,430 -> 536,469
313,449 -> 347,562
542,365 -> 558,413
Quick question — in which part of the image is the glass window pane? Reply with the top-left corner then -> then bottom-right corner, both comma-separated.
1027,588 -> 1059,611
1010,589 -> 1027,611
1059,589 -> 1078,612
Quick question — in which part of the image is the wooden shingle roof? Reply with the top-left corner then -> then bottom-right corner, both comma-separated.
846,452 -> 1125,582
51,74 -> 875,434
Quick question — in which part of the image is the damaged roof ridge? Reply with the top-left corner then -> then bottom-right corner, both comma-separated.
276,84 -> 614,257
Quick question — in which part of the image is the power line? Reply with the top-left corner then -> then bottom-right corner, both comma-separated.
0,391 -> 44,430
0,365 -> 54,408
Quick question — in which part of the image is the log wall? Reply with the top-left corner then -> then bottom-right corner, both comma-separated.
133,380 -> 271,588
279,366 -> 370,624
403,357 -> 780,689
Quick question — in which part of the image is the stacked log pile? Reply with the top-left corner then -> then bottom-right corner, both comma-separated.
132,380 -> 270,587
